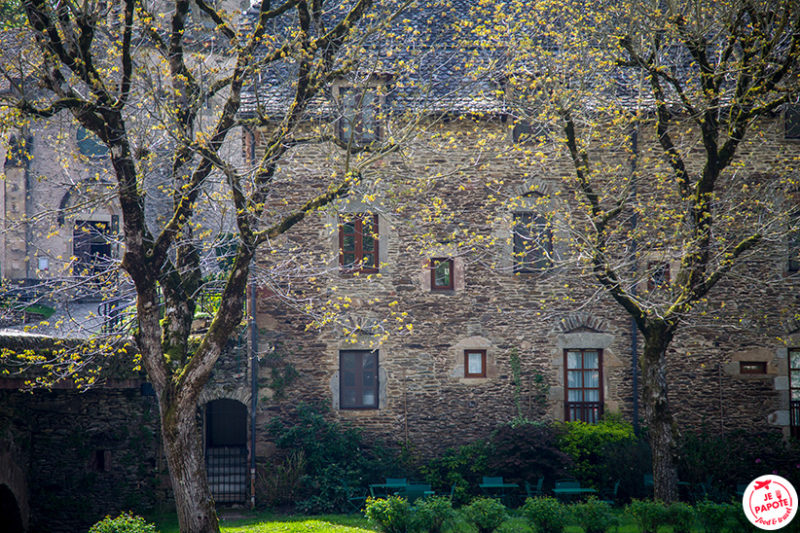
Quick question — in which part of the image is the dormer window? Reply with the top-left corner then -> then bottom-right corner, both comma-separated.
337,87 -> 381,146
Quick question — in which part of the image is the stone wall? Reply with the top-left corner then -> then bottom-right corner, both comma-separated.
0,385 -> 166,533
249,114 -> 800,460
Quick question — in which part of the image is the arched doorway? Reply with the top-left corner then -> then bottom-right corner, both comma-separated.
204,399 -> 247,503
0,484 -> 25,533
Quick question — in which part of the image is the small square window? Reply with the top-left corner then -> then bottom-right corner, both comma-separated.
785,104 -> 800,140
38,257 -> 49,271
430,258 -> 454,291
740,361 -> 767,374
464,349 -> 486,378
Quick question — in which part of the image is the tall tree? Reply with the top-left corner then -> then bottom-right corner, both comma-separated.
468,0 -> 800,500
0,1 -> 412,530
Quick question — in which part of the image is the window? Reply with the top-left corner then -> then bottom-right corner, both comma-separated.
73,220 -> 112,277
647,261 -> 671,290
339,214 -> 379,273
338,87 -> 380,145
785,105 -> 800,140
513,211 -> 552,272
464,349 -> 486,378
565,349 -> 603,423
76,126 -> 109,158
340,350 -> 378,409
430,258 -> 454,290
789,210 -> 800,272
91,449 -> 111,472
739,361 -> 767,374
790,348 -> 800,439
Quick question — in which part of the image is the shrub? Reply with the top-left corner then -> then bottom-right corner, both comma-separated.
487,421 -> 572,487
666,502 -> 694,533
678,430 -> 800,497
421,440 -> 491,505
695,500 -> 733,533
521,496 -> 568,533
626,499 -> 667,533
364,496 -> 413,533
557,416 -> 636,488
727,500 -> 760,533
268,402 -> 399,512
595,433 -> 652,501
462,497 -> 508,533
571,497 -> 616,533
496,516 -> 534,533
414,496 -> 456,533
88,513 -> 158,533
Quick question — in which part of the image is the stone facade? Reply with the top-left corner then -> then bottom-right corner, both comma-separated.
246,114 -> 800,462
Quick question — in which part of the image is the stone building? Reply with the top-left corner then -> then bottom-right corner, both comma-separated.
2,1 -> 800,528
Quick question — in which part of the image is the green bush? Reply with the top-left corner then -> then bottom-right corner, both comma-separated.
421,440 -> 491,505
521,496 -> 568,533
364,496 -> 413,533
414,496 -> 456,533
695,500 -> 733,533
666,502 -> 694,533
571,497 -> 616,533
678,430 -> 800,498
88,513 -> 158,533
487,421 -> 572,487
727,500 -> 759,533
268,402 -> 399,512
462,497 -> 508,533
595,433 -> 652,501
558,416 -> 636,488
626,499 -> 667,533
495,516 -> 534,533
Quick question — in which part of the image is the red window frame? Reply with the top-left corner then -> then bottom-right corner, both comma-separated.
430,258 -> 454,291
564,349 -> 603,423
464,349 -> 487,378
339,214 -> 379,273
340,350 -> 379,410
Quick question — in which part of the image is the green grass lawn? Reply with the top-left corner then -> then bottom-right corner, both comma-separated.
148,509 -> 709,533
151,512 -> 378,533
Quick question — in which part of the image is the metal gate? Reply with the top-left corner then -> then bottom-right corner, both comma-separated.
205,399 -> 248,503
206,446 -> 247,503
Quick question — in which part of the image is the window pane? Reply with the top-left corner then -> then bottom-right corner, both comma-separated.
584,370 -> 599,388
342,233 -> 355,252
362,391 -> 376,406
467,352 -> 483,375
791,372 -> 800,389
342,390 -> 357,407
585,389 -> 600,402
567,370 -> 582,388
568,389 -> 582,402
567,351 -> 581,369
363,253 -> 375,268
583,351 -> 599,369
342,352 -> 356,369
790,350 -> 800,369
434,260 -> 451,287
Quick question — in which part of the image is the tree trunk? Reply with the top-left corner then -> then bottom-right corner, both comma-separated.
161,396 -> 221,533
642,322 -> 679,502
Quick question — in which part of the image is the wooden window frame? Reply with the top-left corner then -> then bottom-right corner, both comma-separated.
739,361 -> 767,375
339,214 -> 379,274
513,211 -> 553,273
339,350 -> 379,410
430,258 -> 454,291
464,349 -> 487,378
337,86 -> 381,146
564,349 -> 603,423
